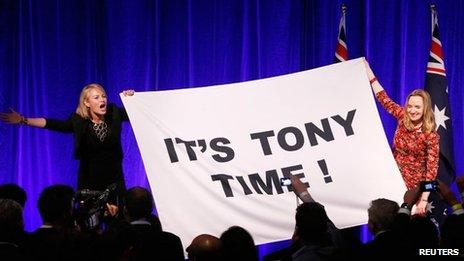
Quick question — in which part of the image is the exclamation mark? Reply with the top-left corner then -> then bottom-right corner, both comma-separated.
317,159 -> 332,183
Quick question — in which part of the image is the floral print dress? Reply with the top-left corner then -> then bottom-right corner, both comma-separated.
375,91 -> 439,189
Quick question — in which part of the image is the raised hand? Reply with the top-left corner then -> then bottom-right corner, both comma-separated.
363,58 -> 384,94
122,89 -> 135,96
0,108 -> 22,124
289,174 -> 307,195
415,200 -> 428,216
290,174 -> 314,203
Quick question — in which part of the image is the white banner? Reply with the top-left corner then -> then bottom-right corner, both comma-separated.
121,58 -> 405,249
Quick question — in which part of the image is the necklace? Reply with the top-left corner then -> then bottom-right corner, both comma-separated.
93,121 -> 108,142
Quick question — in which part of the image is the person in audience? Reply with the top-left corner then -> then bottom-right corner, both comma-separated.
0,183 -> 27,207
265,175 -> 345,261
290,175 -> 345,250
0,199 -> 29,259
187,234 -> 223,261
102,186 -> 184,261
365,60 -> 439,216
367,198 -> 399,236
293,202 -> 346,261
220,226 -> 258,261
359,198 -> 402,259
0,84 -> 135,193
28,184 -> 92,261
391,183 -> 444,256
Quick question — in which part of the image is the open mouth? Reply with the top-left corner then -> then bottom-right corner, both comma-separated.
100,104 -> 106,109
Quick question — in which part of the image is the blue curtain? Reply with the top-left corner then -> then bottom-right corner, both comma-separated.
1,0 -> 464,258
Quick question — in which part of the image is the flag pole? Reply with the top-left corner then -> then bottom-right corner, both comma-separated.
430,4 -> 436,33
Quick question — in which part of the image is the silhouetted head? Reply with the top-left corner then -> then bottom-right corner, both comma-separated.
295,202 -> 331,245
220,226 -> 258,261
187,234 -> 223,261
38,185 -> 74,226
0,183 -> 27,207
0,199 -> 23,233
124,186 -> 154,221
367,198 -> 399,235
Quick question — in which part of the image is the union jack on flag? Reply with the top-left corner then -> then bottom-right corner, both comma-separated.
334,4 -> 348,63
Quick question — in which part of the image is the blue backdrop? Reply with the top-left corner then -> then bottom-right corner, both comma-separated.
1,0 -> 464,258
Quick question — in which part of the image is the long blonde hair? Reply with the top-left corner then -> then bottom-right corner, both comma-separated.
403,89 -> 436,133
75,83 -> 107,119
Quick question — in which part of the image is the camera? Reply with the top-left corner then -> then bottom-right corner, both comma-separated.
74,183 -> 118,231
420,180 -> 439,192
280,178 -> 291,186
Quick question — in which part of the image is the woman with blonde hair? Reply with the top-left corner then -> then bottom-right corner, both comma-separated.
364,60 -> 439,216
0,83 -> 134,192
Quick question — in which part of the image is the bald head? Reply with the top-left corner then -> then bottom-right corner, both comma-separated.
187,234 -> 222,261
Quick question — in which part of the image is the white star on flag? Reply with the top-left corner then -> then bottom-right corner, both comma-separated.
412,201 -> 435,215
426,201 -> 435,214
434,105 -> 449,130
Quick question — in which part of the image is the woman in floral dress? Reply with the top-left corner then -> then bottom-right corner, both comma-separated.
365,60 -> 439,216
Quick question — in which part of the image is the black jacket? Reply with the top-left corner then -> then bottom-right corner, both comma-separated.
44,104 -> 128,159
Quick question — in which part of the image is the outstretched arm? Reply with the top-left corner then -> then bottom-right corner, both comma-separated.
289,175 -> 314,203
0,108 -> 46,128
364,59 -> 404,119
364,59 -> 384,94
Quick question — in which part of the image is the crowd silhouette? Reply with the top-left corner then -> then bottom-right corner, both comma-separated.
1,175 -> 463,260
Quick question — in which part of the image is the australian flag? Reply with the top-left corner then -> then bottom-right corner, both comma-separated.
424,5 -> 455,225
334,4 -> 348,63
424,6 -> 455,186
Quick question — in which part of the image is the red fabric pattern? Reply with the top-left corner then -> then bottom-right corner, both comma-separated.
376,91 -> 440,189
